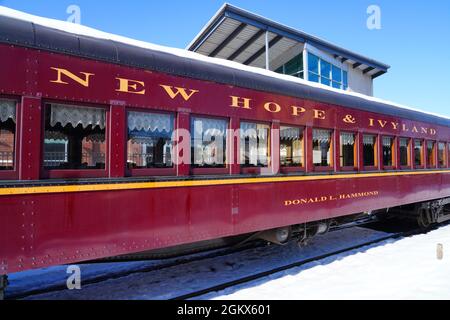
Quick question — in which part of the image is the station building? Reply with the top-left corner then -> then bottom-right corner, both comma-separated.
188,4 -> 390,97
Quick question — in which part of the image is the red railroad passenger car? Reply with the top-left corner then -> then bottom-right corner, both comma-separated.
0,10 -> 450,295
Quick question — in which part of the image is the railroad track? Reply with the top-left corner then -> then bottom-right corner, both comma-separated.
7,219 -> 437,300
6,219 -> 377,300
5,242 -> 263,300
170,225 -> 443,300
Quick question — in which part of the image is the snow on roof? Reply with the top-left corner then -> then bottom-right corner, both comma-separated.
0,5 -> 448,121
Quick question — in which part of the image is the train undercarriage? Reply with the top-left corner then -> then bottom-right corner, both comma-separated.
1,197 -> 449,300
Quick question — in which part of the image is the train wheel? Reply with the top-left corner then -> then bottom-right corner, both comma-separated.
417,209 -> 432,229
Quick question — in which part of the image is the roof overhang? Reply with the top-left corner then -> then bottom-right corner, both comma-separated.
188,3 -> 390,79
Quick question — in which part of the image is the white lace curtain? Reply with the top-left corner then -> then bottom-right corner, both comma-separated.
192,117 -> 227,138
341,132 -> 355,146
128,111 -> 172,133
383,137 -> 393,147
280,127 -> 302,140
241,122 -> 269,140
399,139 -> 409,148
50,104 -> 106,129
363,135 -> 376,146
0,99 -> 16,123
313,129 -> 331,143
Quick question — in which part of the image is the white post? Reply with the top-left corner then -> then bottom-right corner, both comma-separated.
303,44 -> 309,81
265,30 -> 270,70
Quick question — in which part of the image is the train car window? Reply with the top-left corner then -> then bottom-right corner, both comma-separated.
427,141 -> 436,168
414,139 -> 424,167
44,103 -> 106,170
363,135 -> 377,167
280,126 -> 304,167
127,111 -> 174,169
399,138 -> 411,167
340,132 -> 356,168
0,99 -> 16,171
382,136 -> 395,168
191,117 -> 227,168
448,143 -> 450,168
438,142 -> 446,168
240,122 -> 270,168
313,129 -> 333,167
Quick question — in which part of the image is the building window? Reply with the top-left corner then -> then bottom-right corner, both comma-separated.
313,129 -> 333,167
0,99 -> 16,171
275,54 -> 304,78
320,60 -> 331,86
438,142 -> 446,167
363,135 -> 377,167
44,103 -> 106,170
340,132 -> 356,168
382,136 -> 395,167
414,139 -> 424,167
127,111 -> 174,169
192,117 -> 227,168
399,138 -> 411,167
280,126 -> 304,167
427,141 -> 436,167
240,122 -> 270,168
308,53 -> 348,90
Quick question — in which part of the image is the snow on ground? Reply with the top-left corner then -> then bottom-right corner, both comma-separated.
8,227 -> 388,300
208,224 -> 450,300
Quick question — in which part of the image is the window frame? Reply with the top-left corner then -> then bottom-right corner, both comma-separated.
41,101 -> 110,179
398,137 -> 412,170
240,119 -> 271,175
362,133 -> 378,171
0,97 -> 20,180
426,140 -> 437,169
381,135 -> 396,170
279,124 -> 305,174
413,139 -> 425,169
312,127 -> 334,172
339,131 -> 358,172
190,114 -> 230,176
438,142 -> 446,168
125,108 -> 176,178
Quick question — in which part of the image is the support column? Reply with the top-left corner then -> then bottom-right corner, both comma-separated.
19,96 -> 42,181
265,30 -> 270,70
176,110 -> 190,176
230,117 -> 240,175
109,104 -> 126,178
270,121 -> 280,175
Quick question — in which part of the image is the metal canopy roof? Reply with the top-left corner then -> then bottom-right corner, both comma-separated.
188,3 -> 390,79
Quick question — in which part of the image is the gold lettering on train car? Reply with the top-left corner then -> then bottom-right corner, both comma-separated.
50,67 -> 94,87
378,120 -> 387,128
430,129 -> 437,135
116,77 -> 146,95
369,118 -> 375,127
264,102 -> 281,113
412,126 -> 419,133
421,127 -> 428,134
291,106 -> 306,116
159,85 -> 199,101
402,124 -> 409,132
285,190 -> 379,206
314,109 -> 326,120
230,96 -> 252,109
391,122 -> 399,130
343,115 -> 356,124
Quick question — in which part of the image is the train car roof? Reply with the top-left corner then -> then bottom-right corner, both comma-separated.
0,6 -> 449,127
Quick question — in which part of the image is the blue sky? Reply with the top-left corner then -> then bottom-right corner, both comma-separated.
1,0 -> 449,116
